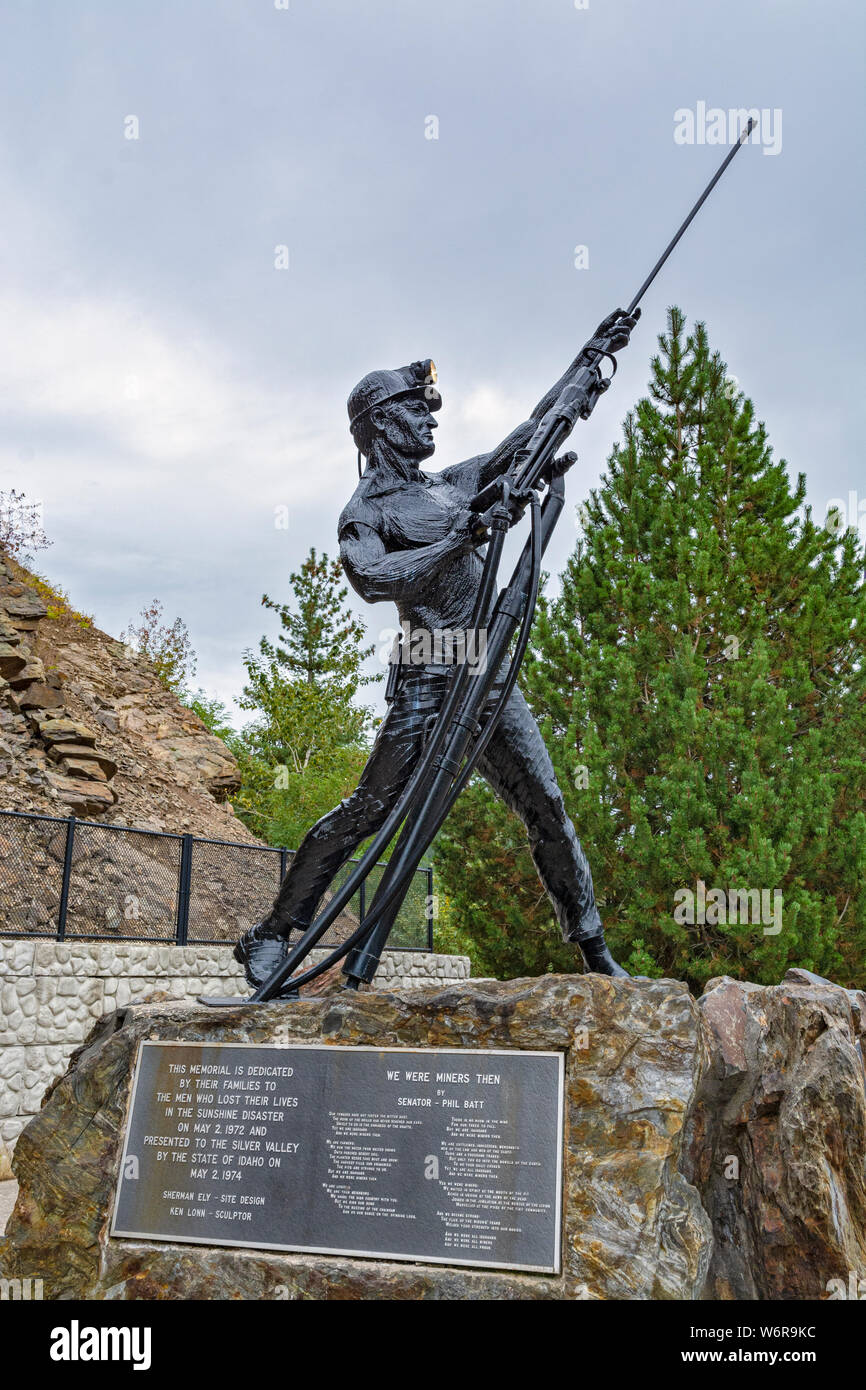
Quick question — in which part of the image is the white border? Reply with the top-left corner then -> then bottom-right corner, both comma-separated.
111,1040 -> 565,1276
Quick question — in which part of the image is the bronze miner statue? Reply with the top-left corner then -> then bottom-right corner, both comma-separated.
207,119 -> 756,1009
234,334 -> 636,997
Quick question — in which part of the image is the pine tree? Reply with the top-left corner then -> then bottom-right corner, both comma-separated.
258,548 -> 374,692
436,309 -> 866,991
233,548 -> 378,849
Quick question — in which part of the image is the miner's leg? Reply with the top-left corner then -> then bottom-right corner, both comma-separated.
234,671 -> 447,992
476,685 -> 628,977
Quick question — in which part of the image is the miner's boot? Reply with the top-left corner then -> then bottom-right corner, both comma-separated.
576,929 -> 630,978
233,922 -> 300,999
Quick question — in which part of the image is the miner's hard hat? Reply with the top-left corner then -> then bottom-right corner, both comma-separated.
347,359 -> 441,434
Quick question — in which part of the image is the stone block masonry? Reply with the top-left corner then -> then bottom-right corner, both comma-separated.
0,940 -> 470,1149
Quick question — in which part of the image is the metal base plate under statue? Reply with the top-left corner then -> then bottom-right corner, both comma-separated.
1,976 -> 712,1300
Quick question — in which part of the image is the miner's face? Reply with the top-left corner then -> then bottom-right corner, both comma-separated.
375,396 -> 438,460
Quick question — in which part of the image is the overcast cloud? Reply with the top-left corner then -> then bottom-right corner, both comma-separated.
1,0 -> 863,720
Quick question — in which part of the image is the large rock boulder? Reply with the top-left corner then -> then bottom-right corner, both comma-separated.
687,968 -> 866,1300
0,975 -> 711,1300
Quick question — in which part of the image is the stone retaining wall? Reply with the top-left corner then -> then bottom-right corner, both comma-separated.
0,940 -> 470,1150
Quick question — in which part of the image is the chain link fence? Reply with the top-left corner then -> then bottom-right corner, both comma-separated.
0,809 -> 434,950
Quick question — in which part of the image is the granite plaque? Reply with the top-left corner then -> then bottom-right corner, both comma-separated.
111,1041 -> 564,1274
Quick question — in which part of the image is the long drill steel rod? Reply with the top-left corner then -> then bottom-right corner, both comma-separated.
627,116 -> 755,315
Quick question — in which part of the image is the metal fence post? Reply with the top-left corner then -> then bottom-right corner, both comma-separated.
279,847 -> 288,881
426,865 -> 434,952
176,834 -> 193,945
57,815 -> 76,941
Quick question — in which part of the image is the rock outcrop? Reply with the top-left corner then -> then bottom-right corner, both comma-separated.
0,551 -> 251,839
686,968 -> 866,1299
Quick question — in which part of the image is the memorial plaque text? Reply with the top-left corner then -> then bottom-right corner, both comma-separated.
112,1042 -> 564,1273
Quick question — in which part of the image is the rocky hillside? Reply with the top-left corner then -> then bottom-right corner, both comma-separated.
0,553 -> 370,947
0,551 -> 255,840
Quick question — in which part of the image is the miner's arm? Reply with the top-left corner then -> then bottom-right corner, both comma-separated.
339,516 -> 483,605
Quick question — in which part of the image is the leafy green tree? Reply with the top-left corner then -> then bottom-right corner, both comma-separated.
232,548 -> 378,849
122,598 -> 197,696
188,692 -> 236,742
436,308 -> 866,991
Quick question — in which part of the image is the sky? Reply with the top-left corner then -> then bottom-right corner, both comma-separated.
1,0 -> 864,722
